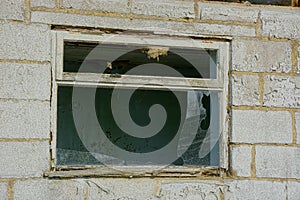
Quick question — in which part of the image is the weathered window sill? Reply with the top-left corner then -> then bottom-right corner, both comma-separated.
44,166 -> 226,178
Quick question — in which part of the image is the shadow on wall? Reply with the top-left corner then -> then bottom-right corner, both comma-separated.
207,0 -> 299,7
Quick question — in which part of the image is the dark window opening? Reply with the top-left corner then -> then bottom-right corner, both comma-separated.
56,86 -> 220,167
64,42 -> 217,79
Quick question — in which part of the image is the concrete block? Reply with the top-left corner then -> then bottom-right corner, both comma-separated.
232,39 -> 292,73
298,42 -> 300,73
14,179 -> 86,200
0,62 -> 51,100
132,0 -> 194,19
231,74 -> 260,106
263,75 -> 300,108
230,145 -> 252,177
296,112 -> 300,144
0,0 -> 24,20
31,0 -> 56,8
87,179 -> 155,199
158,180 -> 225,199
0,22 -> 50,61
199,3 -> 258,23
0,142 -> 49,178
193,23 -> 255,37
261,10 -> 300,39
61,0 -> 130,14
0,100 -> 50,139
287,181 -> 300,200
256,146 -> 300,178
31,11 -> 256,37
231,110 -> 293,144
225,180 -> 286,200
0,182 -> 8,200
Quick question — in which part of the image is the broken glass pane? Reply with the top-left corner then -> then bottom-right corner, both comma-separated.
56,86 -> 220,167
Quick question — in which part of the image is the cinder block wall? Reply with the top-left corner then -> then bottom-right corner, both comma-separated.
0,0 -> 299,199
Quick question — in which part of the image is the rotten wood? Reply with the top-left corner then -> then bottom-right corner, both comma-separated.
44,166 -> 225,178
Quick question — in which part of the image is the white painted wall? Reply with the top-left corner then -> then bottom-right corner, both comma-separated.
0,0 -> 299,199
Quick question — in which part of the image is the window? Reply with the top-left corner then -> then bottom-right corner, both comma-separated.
51,31 -> 229,174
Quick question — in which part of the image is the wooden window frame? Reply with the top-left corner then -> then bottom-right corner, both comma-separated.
48,31 -> 230,178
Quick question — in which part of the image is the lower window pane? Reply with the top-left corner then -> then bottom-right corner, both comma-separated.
56,86 -> 221,167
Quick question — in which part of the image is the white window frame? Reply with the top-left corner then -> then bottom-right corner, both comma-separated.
49,31 -> 229,177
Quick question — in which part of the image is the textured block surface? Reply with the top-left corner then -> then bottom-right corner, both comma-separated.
232,110 -> 293,144
296,112 -> 300,144
200,3 -> 259,23
0,0 -> 24,20
287,181 -> 300,200
0,100 -> 50,139
87,179 -> 155,199
158,180 -> 225,199
31,0 -> 56,8
261,10 -> 300,39
225,180 -> 286,200
0,22 -> 50,61
231,74 -> 260,106
0,142 -> 49,178
62,0 -> 130,14
14,179 -> 86,200
132,0 -> 194,19
0,182 -> 8,200
256,146 -> 300,178
263,75 -> 300,108
0,63 -> 51,100
232,39 -> 292,73
230,145 -> 252,177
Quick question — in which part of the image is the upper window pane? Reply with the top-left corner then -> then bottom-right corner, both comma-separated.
64,41 -> 217,79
